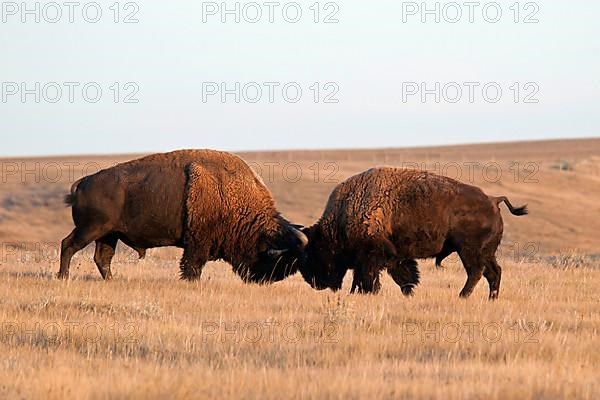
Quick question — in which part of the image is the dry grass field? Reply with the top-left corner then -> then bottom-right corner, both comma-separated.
0,138 -> 599,399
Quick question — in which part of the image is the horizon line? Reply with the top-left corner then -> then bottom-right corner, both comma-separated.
1,135 -> 598,160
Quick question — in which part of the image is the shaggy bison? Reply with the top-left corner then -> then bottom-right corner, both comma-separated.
58,149 -> 308,282
297,167 -> 527,299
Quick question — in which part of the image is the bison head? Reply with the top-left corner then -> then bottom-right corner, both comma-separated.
296,226 -> 345,291
234,221 -> 308,284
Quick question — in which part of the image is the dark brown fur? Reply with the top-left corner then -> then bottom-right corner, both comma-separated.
59,149 -> 307,282
298,167 -> 527,299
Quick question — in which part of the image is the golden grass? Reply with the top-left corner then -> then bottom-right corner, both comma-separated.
1,139 -> 599,398
0,252 -> 598,399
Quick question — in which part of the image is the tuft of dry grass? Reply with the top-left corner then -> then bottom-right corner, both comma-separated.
0,254 -> 598,399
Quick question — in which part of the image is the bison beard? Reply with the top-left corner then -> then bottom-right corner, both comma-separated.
58,149 -> 307,283
298,168 -> 528,299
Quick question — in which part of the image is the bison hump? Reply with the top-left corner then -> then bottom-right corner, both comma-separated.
363,207 -> 391,236
185,163 -> 223,230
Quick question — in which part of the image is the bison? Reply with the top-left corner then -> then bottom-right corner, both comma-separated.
58,149 -> 308,282
296,167 -> 528,299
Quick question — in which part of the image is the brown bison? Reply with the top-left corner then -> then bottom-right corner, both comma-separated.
58,149 -> 308,282
297,167 -> 527,299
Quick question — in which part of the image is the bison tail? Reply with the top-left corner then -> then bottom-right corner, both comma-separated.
64,194 -> 76,206
64,178 -> 84,206
492,196 -> 528,216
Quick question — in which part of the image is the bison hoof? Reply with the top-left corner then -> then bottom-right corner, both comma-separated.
488,290 -> 499,300
56,272 -> 69,280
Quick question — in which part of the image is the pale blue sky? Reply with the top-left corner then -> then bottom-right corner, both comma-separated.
1,0 -> 598,156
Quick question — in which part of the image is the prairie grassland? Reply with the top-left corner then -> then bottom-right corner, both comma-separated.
0,139 -> 599,399
0,252 -> 598,399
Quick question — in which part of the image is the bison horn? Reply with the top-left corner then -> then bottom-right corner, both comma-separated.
268,249 -> 288,258
291,226 -> 309,249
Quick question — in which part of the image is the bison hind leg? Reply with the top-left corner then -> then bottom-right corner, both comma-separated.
58,225 -> 111,280
94,235 -> 118,280
387,259 -> 420,296
457,249 -> 484,298
483,256 -> 502,300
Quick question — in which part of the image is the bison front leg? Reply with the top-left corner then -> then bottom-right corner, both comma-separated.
350,272 -> 361,294
180,246 -> 208,282
350,274 -> 358,294
351,266 -> 382,294
350,249 -> 387,294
